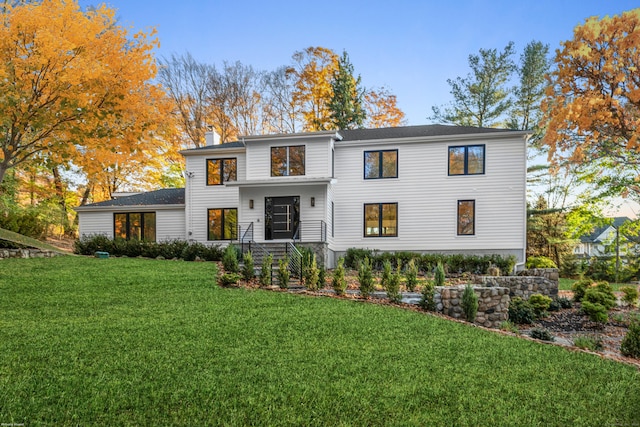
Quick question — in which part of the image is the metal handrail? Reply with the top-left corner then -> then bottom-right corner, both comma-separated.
286,241 -> 303,279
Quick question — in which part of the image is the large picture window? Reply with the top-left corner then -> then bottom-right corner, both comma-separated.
364,203 -> 397,237
448,145 -> 485,175
114,212 -> 156,241
457,200 -> 475,235
207,158 -> 237,185
208,208 -> 238,240
271,145 -> 305,176
364,150 -> 398,179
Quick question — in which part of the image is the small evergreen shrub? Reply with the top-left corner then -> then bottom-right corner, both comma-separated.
357,257 -> 375,298
621,320 -> 640,358
304,254 -> 320,291
528,294 -> 552,318
526,256 -> 557,269
508,297 -> 536,325
219,273 -> 240,287
404,258 -> 419,292
419,280 -> 437,311
556,297 -> 573,309
583,282 -> 616,311
573,335 -> 603,351
222,245 -> 239,273
530,328 -> 554,341
259,254 -> 273,287
571,278 -> 594,302
277,256 -> 290,289
384,260 -> 402,303
620,286 -> 639,307
242,251 -> 255,281
380,260 -> 392,291
461,285 -> 478,322
581,301 -> 609,324
434,262 -> 445,287
344,248 -> 374,269
332,257 -> 347,296
318,265 -> 327,289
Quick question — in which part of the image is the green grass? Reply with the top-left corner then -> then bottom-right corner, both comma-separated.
1,257 -> 640,426
559,277 -> 633,291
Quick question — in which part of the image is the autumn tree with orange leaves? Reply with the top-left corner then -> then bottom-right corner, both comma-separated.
0,0 -> 169,192
542,9 -> 640,200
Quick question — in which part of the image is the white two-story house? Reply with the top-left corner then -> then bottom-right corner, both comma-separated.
76,124 -> 529,268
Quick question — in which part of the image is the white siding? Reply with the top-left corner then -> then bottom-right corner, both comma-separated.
78,211 -> 113,238
332,136 -> 526,259
184,153 -> 243,244
156,209 -> 186,241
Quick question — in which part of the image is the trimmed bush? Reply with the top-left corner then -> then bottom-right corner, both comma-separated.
620,286 -> 639,307
259,254 -> 273,287
621,320 -> 640,359
222,245 -> 239,273
529,294 -> 552,318
526,256 -> 557,269
277,256 -> 290,289
380,260 -> 392,291
384,261 -> 402,303
332,258 -> 347,296
581,301 -> 609,324
419,280 -> 436,311
357,257 -> 375,298
571,278 -> 594,302
434,262 -> 445,287
462,285 -> 478,322
530,328 -> 554,341
219,273 -> 240,287
242,251 -> 255,281
304,254 -> 320,291
583,282 -> 616,311
508,297 -> 536,325
404,258 -> 419,292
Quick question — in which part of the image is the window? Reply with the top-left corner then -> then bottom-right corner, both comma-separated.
207,158 -> 237,185
448,145 -> 485,175
208,208 -> 238,240
457,200 -> 475,235
114,212 -> 156,241
364,150 -> 398,179
271,145 -> 305,176
364,203 -> 397,237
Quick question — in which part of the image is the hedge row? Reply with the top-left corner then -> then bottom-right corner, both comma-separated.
74,235 -> 223,261
344,248 -> 517,275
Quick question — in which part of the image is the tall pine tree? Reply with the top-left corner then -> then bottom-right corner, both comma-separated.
328,51 -> 366,130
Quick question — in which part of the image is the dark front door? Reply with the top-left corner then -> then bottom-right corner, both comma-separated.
265,196 -> 300,240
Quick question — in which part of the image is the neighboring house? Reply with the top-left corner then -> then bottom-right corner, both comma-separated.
76,124 -> 529,268
574,216 -> 638,258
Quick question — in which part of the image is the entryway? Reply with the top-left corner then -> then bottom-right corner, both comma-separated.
265,196 -> 300,240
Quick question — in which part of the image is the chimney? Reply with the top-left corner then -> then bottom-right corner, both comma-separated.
205,128 -> 221,146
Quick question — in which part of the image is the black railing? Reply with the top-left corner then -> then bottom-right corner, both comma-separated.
293,221 -> 327,243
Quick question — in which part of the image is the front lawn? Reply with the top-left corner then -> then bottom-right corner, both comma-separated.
559,277 -> 633,291
1,256 -> 639,426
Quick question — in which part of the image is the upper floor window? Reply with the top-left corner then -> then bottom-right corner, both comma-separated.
208,208 -> 237,240
271,145 -> 305,176
364,150 -> 398,179
457,200 -> 475,235
448,145 -> 485,175
207,158 -> 237,185
364,203 -> 398,237
114,212 -> 156,241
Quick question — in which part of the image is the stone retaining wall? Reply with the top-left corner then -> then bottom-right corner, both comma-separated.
435,285 -> 510,328
0,248 -> 62,259
478,268 -> 559,299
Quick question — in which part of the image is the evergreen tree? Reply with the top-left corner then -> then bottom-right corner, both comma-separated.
328,51 -> 366,130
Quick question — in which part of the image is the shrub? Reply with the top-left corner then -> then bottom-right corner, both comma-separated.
530,328 -> 554,341
581,301 -> 609,324
583,283 -> 616,311
434,262 -> 445,287
277,256 -> 290,289
259,254 -> 273,287
318,265 -> 327,289
219,273 -> 240,287
344,248 -> 374,269
222,245 -> 239,273
528,294 -> 552,318
556,297 -> 573,309
242,251 -> 255,281
357,257 -> 375,298
461,285 -> 478,322
508,297 -> 536,325
526,256 -> 557,269
380,260 -> 392,291
419,280 -> 436,311
499,321 -> 519,334
304,254 -> 320,291
573,335 -> 603,351
384,261 -> 402,303
620,286 -> 639,307
332,258 -> 347,296
571,278 -> 594,302
404,258 -> 419,292
621,320 -> 640,358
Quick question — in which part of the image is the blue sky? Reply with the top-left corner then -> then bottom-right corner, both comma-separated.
77,0 -> 640,126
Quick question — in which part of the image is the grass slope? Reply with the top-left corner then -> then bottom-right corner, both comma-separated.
0,227 -> 68,253
1,257 -> 639,426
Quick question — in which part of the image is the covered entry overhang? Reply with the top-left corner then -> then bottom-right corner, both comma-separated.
225,177 -> 336,243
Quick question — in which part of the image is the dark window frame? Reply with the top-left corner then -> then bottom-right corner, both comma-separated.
363,202 -> 398,238
448,145 -> 485,176
206,158 -> 237,186
207,208 -> 238,241
364,149 -> 398,179
457,200 -> 476,236
270,145 -> 306,177
113,212 -> 156,241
